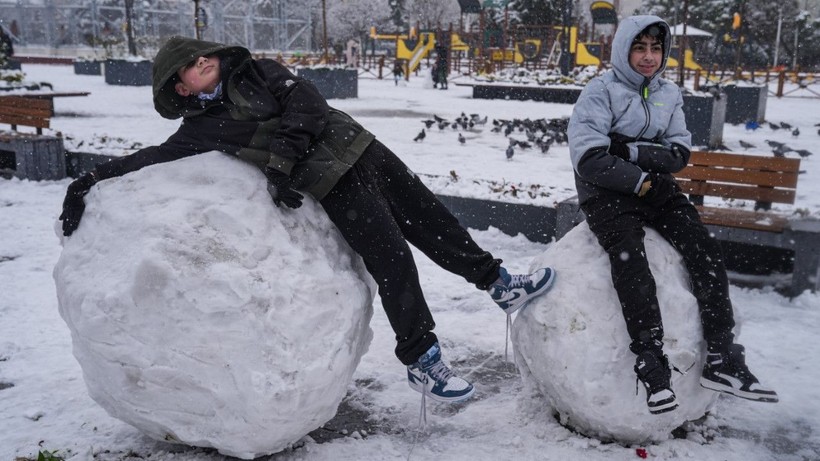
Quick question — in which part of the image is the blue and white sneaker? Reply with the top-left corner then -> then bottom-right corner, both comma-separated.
487,266 -> 556,314
407,343 -> 475,403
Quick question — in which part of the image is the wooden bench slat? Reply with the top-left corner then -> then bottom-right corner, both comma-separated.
678,181 -> 796,204
689,151 -> 801,172
695,206 -> 789,233
0,114 -> 50,129
675,165 -> 799,189
0,105 -> 53,118
0,96 -> 53,110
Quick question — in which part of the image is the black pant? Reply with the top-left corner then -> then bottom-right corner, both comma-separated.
582,191 -> 735,355
320,140 -> 500,365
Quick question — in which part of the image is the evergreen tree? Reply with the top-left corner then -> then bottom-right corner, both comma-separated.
509,0 -> 564,26
389,0 -> 407,29
638,0 -> 817,69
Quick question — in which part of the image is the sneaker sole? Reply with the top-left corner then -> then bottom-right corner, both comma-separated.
503,269 -> 557,315
408,380 -> 476,403
700,378 -> 779,402
649,401 -> 679,414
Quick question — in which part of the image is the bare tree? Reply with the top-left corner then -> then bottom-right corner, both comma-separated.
404,0 -> 460,29
325,0 -> 392,47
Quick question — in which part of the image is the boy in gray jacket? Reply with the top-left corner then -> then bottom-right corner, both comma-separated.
567,16 -> 777,414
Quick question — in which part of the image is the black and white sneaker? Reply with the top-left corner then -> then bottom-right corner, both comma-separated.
634,350 -> 678,415
700,344 -> 778,402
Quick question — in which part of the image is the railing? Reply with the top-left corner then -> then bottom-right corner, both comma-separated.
691,68 -> 820,98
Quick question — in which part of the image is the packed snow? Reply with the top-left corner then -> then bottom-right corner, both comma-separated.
514,222 -> 718,444
52,153 -> 375,458
0,63 -> 819,461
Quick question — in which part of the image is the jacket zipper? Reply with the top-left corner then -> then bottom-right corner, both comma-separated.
636,78 -> 651,140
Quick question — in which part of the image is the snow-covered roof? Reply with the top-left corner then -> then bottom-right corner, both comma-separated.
669,24 -> 713,37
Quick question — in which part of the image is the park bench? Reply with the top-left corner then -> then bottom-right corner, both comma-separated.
556,150 -> 819,296
0,95 -> 66,180
0,92 -> 89,180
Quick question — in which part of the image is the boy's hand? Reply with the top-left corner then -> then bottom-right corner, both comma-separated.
640,173 -> 678,207
265,167 -> 303,209
60,172 -> 97,236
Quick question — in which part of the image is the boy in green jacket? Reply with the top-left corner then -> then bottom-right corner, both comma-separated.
60,36 -> 556,404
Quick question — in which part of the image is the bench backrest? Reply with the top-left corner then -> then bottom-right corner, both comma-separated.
674,151 -> 801,209
0,96 -> 52,134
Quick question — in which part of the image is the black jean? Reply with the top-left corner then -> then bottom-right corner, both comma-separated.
320,140 -> 501,365
581,191 -> 735,355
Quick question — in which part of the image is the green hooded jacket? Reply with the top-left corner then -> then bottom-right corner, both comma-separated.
97,36 -> 374,201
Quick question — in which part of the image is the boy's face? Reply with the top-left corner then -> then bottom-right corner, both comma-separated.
175,55 -> 221,97
629,35 -> 663,78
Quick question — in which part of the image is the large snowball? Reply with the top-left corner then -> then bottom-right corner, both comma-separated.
53,152 -> 375,459
513,222 -> 719,444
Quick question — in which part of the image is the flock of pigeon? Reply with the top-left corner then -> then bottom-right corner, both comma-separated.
740,120 -> 816,158
413,113 -> 571,160
412,114 -> 815,160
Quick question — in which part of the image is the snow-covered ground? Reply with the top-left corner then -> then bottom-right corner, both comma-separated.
1,64 -> 819,460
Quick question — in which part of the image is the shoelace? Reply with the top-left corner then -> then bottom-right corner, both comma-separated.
634,358 -> 691,395
507,273 -> 530,288
408,376 -> 429,461
424,360 -> 454,384
505,314 -> 512,362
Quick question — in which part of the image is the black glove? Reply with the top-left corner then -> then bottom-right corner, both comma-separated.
640,173 -> 678,208
265,167 -> 303,209
60,172 -> 97,236
608,141 -> 631,161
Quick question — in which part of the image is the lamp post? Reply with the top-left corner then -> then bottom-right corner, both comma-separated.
194,0 -> 201,39
124,0 -> 137,56
560,0 -> 573,76
322,0 -> 329,62
677,0 -> 688,87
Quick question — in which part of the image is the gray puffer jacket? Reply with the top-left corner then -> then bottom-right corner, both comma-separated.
567,15 -> 691,204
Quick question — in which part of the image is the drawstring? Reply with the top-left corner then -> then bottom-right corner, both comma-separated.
407,376 -> 428,461
504,314 -> 513,362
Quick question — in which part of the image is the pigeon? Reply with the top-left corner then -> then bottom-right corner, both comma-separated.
794,149 -> 813,158
739,140 -> 756,149
458,133 -> 465,144
474,115 -> 488,125
505,145 -> 515,160
433,115 -> 447,123
792,127 -> 800,137
421,119 -> 435,129
772,144 -> 792,157
779,121 -> 792,129
766,140 -> 785,149
504,124 -> 514,137
413,129 -> 425,142
768,122 -> 781,130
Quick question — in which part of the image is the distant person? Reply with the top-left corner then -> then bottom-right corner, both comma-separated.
0,26 -> 14,58
392,60 -> 403,86
60,36 -> 557,406
567,15 -> 778,415
434,45 -> 448,90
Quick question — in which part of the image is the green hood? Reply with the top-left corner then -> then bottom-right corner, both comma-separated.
152,36 -> 250,120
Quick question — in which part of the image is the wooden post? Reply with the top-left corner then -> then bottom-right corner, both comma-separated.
693,68 -> 701,92
777,70 -> 785,97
